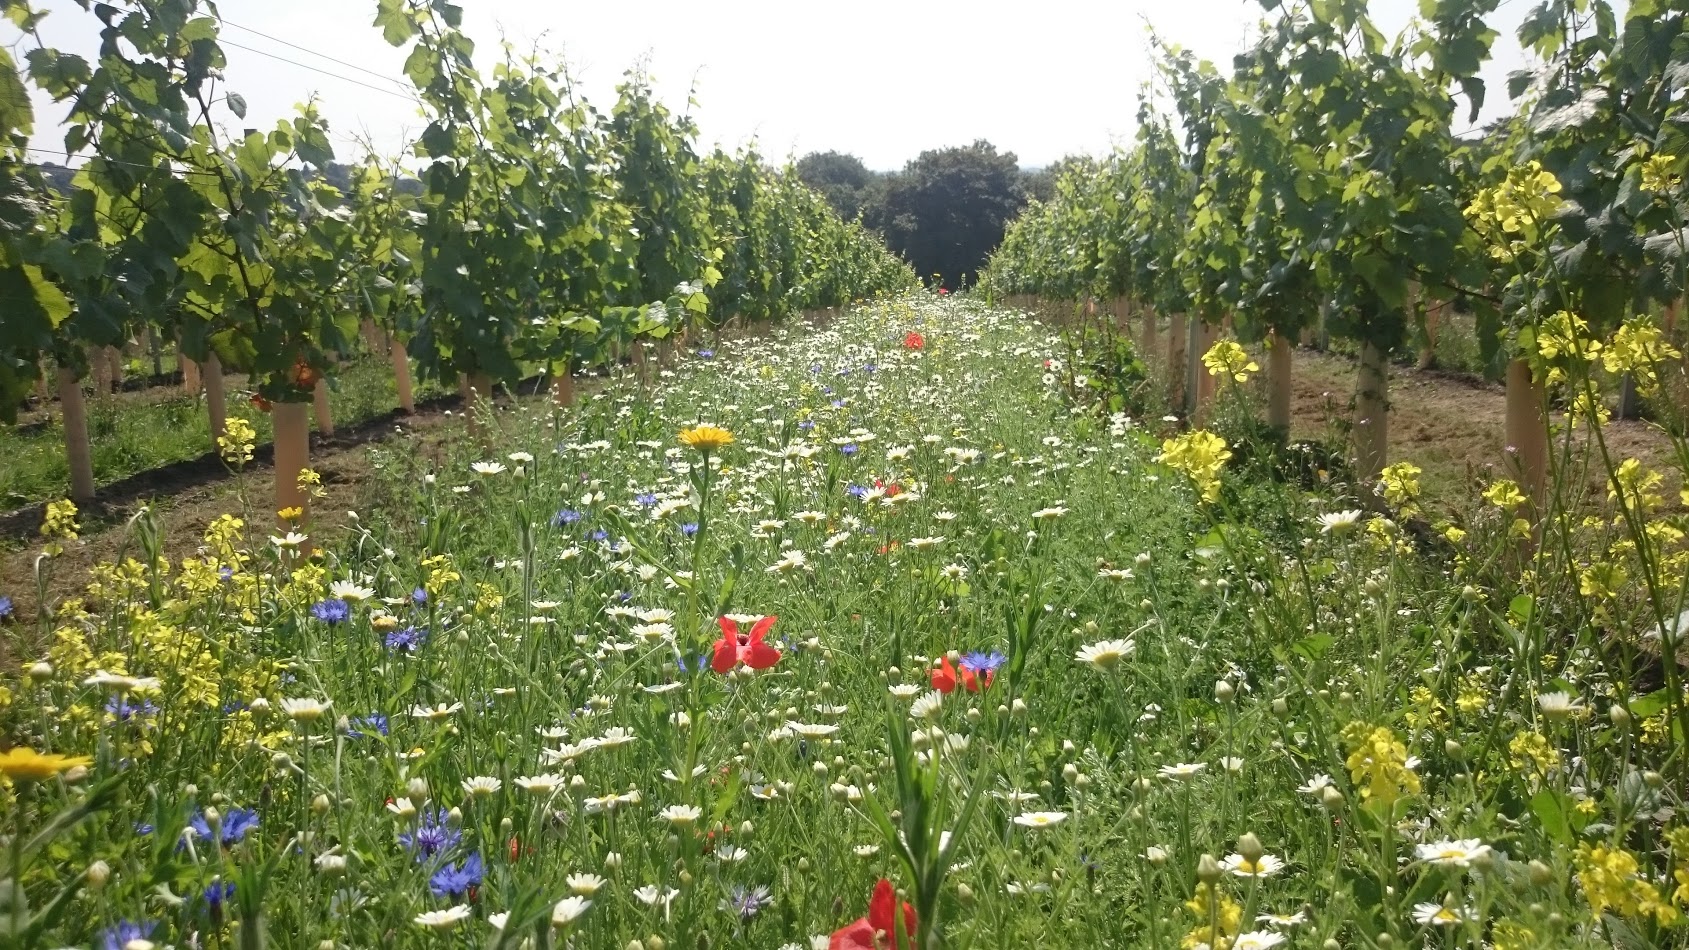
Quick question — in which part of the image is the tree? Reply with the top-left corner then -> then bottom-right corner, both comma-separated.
794,150 -> 876,220
870,140 -> 1027,289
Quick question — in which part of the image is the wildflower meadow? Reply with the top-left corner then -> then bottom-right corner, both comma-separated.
2,292 -> 1685,950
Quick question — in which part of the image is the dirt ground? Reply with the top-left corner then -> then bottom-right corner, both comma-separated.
1288,349 -> 1681,509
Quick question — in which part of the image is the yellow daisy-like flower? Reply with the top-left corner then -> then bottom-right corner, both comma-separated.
0,747 -> 92,782
678,425 -> 735,452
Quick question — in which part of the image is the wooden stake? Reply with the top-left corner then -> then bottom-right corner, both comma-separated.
1504,358 -> 1548,509
1418,302 -> 1441,370
272,400 -> 311,549
204,349 -> 227,443
58,365 -> 95,503
1268,331 -> 1293,433
1140,304 -> 1158,356
393,341 -> 415,413
180,347 -> 201,395
1193,322 -> 1220,421
89,344 -> 112,398
1167,313 -> 1188,411
106,345 -> 123,391
313,378 -> 334,437
1354,341 -> 1389,480
553,368 -> 576,409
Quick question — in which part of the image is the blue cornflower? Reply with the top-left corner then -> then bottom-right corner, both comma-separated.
847,484 -> 868,499
863,363 -> 878,373
635,492 -> 658,506
385,626 -> 427,652
551,509 -> 584,527
100,920 -> 157,950
398,806 -> 461,859
840,444 -> 858,456
106,696 -> 158,721
217,566 -> 234,582
680,522 -> 699,536
347,714 -> 389,738
428,852 -> 484,898
722,883 -> 772,921
0,594 -> 14,619
798,420 -> 815,430
591,529 -> 609,542
200,880 -> 236,910
411,587 -> 428,606
698,349 -> 715,359
831,399 -> 846,409
960,651 -> 1007,675
310,598 -> 350,624
188,806 -> 259,848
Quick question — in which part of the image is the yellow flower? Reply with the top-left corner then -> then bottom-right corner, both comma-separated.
41,499 -> 80,554
1181,883 -> 1241,950
1341,723 -> 1420,806
1574,843 -> 1678,926
1156,430 -> 1232,504
297,468 -> 326,500
1508,730 -> 1561,774
277,506 -> 305,522
678,425 -> 735,451
1640,153 -> 1681,195
1201,339 -> 1259,384
1603,318 -> 1681,395
1378,462 -> 1422,508
1482,479 -> 1527,510
0,747 -> 91,782
217,417 -> 258,466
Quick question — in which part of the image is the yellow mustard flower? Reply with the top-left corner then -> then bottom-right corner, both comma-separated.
0,747 -> 91,782
678,425 -> 736,451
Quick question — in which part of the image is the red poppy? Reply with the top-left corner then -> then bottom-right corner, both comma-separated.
903,331 -> 925,350
930,656 -> 992,694
251,394 -> 273,412
937,287 -> 949,296
710,615 -> 782,673
289,358 -> 321,391
830,878 -> 917,950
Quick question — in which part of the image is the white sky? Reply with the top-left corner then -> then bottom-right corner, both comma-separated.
10,0 -> 1563,171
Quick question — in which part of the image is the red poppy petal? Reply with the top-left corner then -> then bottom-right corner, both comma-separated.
868,879 -> 896,933
710,637 -> 738,674
828,919 -> 878,950
744,642 -> 782,670
748,615 -> 778,642
716,616 -> 739,638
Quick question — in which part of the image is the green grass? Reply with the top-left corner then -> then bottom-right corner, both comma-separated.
2,297 -> 1685,949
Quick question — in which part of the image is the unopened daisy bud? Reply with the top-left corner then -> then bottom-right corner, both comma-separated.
1146,846 -> 1168,866
1321,786 -> 1345,809
1376,934 -> 1394,948
184,784 -> 199,798
887,666 -> 902,683
27,661 -> 53,681
203,806 -> 221,829
335,715 -> 352,734
647,938 -> 665,950
1528,859 -> 1553,886
1461,585 -> 1479,602
813,760 -> 828,776
1609,704 -> 1632,727
1063,763 -> 1080,783
1012,698 -> 1027,717
319,941 -> 335,950
311,794 -> 332,815
1134,777 -> 1153,794
1075,772 -> 1091,788
85,860 -> 111,891
447,806 -> 463,825
1645,771 -> 1664,789
1271,697 -> 1288,716
1236,833 -> 1264,863
1196,854 -> 1222,884
604,851 -> 623,870
570,774 -> 588,793
1323,941 -> 1341,950
627,942 -> 645,950
797,857 -> 810,872
996,704 -> 1010,719
1214,680 -> 1235,704
738,820 -> 754,838
677,869 -> 693,889
500,816 -> 514,834
1444,739 -> 1464,759
956,882 -> 975,905
407,777 -> 429,800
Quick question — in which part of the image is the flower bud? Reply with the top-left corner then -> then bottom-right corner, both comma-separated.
407,776 -> 429,800
1236,833 -> 1264,863
1012,698 -> 1028,716
678,869 -> 693,889
1444,739 -> 1464,759
1145,846 -> 1168,866
1321,786 -> 1345,809
1645,771 -> 1664,789
85,860 -> 111,891
1063,763 -> 1080,783
1610,704 -> 1632,728
248,697 -> 270,714
1528,859 -> 1553,886
27,661 -> 53,681
797,857 -> 810,872
956,883 -> 975,905
311,794 -> 332,815
738,820 -> 755,838
1196,854 -> 1222,884
1271,697 -> 1288,716
648,938 -> 666,950
604,851 -> 623,870
447,807 -> 463,826
1214,680 -> 1235,704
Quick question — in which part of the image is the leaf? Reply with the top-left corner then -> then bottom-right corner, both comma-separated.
227,92 -> 247,119
1629,687 -> 1672,720
1530,88 -> 1607,134
1530,789 -> 1572,844
1291,633 -> 1336,660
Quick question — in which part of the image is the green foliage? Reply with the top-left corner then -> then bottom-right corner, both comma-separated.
871,140 -> 1027,290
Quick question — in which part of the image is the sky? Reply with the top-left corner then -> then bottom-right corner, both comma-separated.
9,0 -> 1566,172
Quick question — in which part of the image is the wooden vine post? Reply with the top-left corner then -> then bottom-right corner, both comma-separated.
1140,304 -> 1158,358
1193,321 -> 1220,421
312,378 -> 334,437
180,344 -> 200,395
105,345 -> 123,392
271,400 -> 310,549
58,364 -> 95,503
203,349 -> 227,443
1353,341 -> 1389,480
1418,300 -> 1442,370
393,341 -> 415,413
1503,358 -> 1548,509
1267,330 -> 1293,433
553,365 -> 576,409
1167,313 -> 1188,410
89,344 -> 112,398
